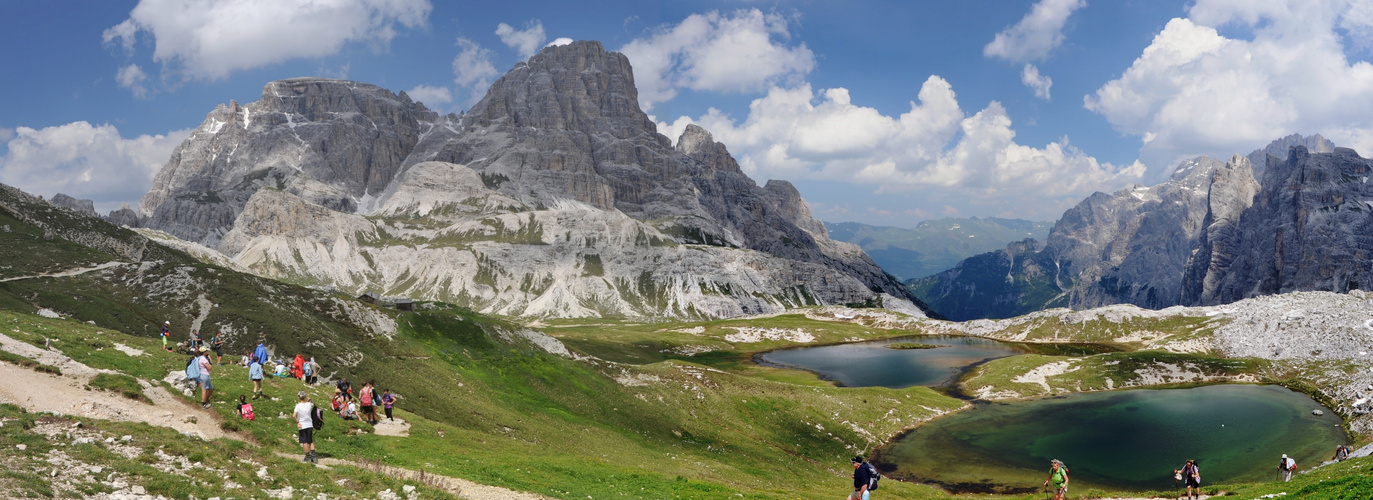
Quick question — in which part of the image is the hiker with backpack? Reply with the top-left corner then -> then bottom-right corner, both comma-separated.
1174,459 -> 1200,500
359,381 -> 377,424
308,356 -> 320,385
848,456 -> 879,500
1333,445 -> 1350,462
293,391 -> 317,463
1044,459 -> 1069,500
302,356 -> 313,385
1278,454 -> 1297,482
248,354 -> 265,399
237,395 -> 255,420
186,346 -> 214,409
190,329 -> 202,351
336,377 -> 352,399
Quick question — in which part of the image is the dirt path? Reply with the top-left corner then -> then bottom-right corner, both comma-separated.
0,360 -> 232,440
0,331 -> 548,499
0,261 -> 124,282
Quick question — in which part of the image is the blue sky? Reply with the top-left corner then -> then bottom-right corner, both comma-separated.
3,0 -> 1372,226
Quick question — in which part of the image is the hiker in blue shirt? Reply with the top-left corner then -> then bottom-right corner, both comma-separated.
248,355 -> 264,400
253,340 -> 269,366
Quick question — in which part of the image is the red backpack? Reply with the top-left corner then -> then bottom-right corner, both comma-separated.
240,403 -> 255,421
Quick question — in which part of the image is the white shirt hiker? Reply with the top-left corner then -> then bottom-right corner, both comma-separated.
294,402 -> 313,430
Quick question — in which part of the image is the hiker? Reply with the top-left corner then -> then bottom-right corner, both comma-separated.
190,329 -> 201,351
1334,445 -> 1350,462
1044,459 -> 1069,500
240,351 -> 250,367
331,388 -> 345,413
1278,454 -> 1297,482
1174,459 -> 1200,500
237,395 -> 255,420
341,397 -> 359,420
849,456 -> 872,500
359,381 -> 377,424
308,356 -> 320,385
293,353 -> 305,380
336,377 -> 352,399
248,354 -> 264,399
195,347 -> 214,409
293,391 -> 317,463
302,356 -> 313,385
381,388 -> 396,421
211,331 -> 225,365
273,362 -> 287,377
159,321 -> 171,351
252,339 -> 269,366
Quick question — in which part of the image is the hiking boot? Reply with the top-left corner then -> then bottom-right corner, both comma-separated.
201,402 -> 211,409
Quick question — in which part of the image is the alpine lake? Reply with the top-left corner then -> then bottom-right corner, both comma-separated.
756,336 -> 1349,493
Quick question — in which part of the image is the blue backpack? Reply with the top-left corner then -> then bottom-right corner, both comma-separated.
185,356 -> 201,380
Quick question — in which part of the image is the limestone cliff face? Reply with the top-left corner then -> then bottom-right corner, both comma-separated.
138,78 -> 440,246
913,134 -> 1373,319
140,41 -> 926,319
1203,146 -> 1373,302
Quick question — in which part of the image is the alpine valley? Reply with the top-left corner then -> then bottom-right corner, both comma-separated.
5,40 -> 1373,500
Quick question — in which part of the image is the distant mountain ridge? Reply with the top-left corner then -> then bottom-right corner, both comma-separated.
117,41 -> 928,320
823,218 -> 1051,280
912,134 -> 1363,320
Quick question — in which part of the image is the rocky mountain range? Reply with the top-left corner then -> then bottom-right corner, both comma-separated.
910,134 -> 1369,320
112,41 -> 925,320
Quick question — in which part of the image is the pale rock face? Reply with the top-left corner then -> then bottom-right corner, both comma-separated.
140,41 -> 927,319
916,134 -> 1373,318
138,78 -> 441,247
222,188 -> 891,319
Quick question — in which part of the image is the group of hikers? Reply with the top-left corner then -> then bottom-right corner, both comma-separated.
329,377 -> 396,424
846,445 -> 1357,500
169,320 -> 402,463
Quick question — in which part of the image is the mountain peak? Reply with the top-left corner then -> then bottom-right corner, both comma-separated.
465,40 -> 653,138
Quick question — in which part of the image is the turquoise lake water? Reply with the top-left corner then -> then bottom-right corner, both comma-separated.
879,384 -> 1347,493
756,335 -> 1106,388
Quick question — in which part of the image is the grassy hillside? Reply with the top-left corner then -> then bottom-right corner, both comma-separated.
824,218 -> 1051,280
1,183 -> 1368,498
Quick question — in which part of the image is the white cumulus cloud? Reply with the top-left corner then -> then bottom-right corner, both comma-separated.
664,77 -> 1143,220
620,9 -> 815,111
496,20 -> 547,58
1086,0 -> 1373,176
984,0 -> 1087,62
452,38 -> 498,105
116,64 -> 150,99
103,0 -> 431,81
0,122 -> 191,213
1021,64 -> 1052,100
406,84 -> 453,108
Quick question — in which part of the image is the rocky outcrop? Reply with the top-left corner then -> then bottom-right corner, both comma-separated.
49,194 -> 96,216
913,134 -> 1373,319
138,78 -> 442,246
1202,146 -> 1373,302
1246,133 -> 1334,179
138,41 -> 926,319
